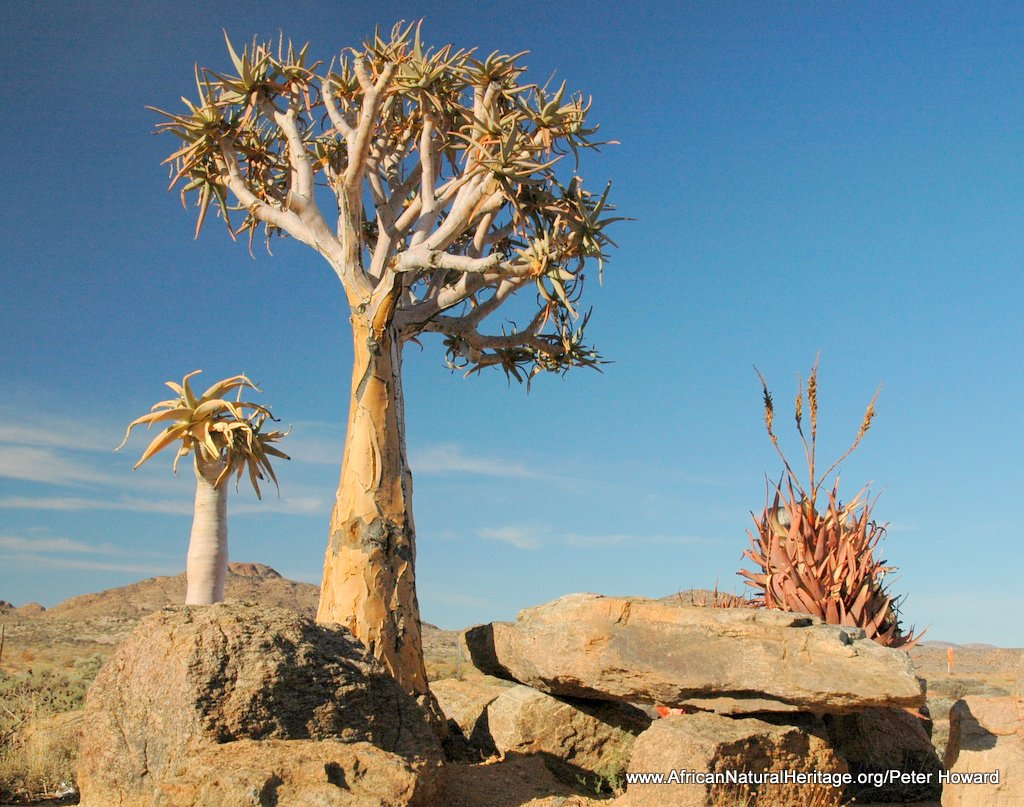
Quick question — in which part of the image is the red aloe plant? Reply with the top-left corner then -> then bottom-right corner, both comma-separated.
739,357 -> 923,649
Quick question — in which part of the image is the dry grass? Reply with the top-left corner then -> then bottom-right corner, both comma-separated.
0,656 -> 102,802
426,655 -> 465,682
674,586 -> 755,609
709,780 -> 842,806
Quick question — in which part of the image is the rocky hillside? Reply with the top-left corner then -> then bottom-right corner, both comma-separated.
0,563 -> 458,678
46,562 -> 318,620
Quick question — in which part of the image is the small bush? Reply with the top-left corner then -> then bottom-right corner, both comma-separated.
709,779 -> 842,806
0,654 -> 103,802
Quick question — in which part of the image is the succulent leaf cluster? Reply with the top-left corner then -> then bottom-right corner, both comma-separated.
117,370 -> 289,498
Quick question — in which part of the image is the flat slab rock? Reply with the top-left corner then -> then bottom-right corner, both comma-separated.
465,593 -> 925,714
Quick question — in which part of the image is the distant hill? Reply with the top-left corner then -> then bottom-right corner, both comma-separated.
920,640 -> 1000,650
44,562 -> 319,622
0,563 -> 457,677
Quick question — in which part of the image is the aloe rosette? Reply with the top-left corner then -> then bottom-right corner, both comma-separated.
739,359 -> 922,648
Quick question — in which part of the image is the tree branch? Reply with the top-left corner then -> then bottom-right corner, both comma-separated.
381,162 -> 422,225
391,171 -> 475,238
368,213 -> 396,280
393,248 -> 508,275
466,276 -> 531,324
158,27 -> 618,346
470,211 -> 495,258
424,175 -> 492,251
353,55 -> 375,92
344,63 -> 396,189
410,115 -> 439,248
321,79 -> 356,139
417,310 -> 552,353
395,273 -> 486,330
217,137 -> 354,291
263,100 -> 316,210
216,138 -> 311,245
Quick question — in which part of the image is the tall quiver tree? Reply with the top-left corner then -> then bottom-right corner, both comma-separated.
151,22 -> 620,700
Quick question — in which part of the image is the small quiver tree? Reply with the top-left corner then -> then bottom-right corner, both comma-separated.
149,22 -> 621,698
739,359 -> 922,648
117,370 -> 289,604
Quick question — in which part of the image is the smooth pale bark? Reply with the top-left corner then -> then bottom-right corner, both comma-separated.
317,317 -> 431,698
185,459 -> 229,605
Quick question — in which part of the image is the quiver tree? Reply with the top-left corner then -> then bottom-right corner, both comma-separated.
150,22 -> 620,700
117,371 -> 289,604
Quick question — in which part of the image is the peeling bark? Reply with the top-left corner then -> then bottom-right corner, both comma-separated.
317,317 -> 430,699
185,459 -> 229,605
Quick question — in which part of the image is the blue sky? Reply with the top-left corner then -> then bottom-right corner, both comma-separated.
1,2 -> 1021,645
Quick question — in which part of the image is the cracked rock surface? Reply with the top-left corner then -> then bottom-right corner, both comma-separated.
77,602 -> 443,806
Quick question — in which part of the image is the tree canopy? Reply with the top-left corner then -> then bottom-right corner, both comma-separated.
152,21 -> 621,383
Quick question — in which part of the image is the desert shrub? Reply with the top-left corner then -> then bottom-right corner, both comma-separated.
709,780 -> 842,806
739,359 -> 921,648
0,654 -> 102,801
674,586 -> 756,609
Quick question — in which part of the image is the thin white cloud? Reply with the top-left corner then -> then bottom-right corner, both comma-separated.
0,422 -> 120,453
0,414 -> 189,494
0,446 -> 118,486
412,443 -> 540,479
0,535 -> 122,555
261,420 -> 344,466
285,422 -> 544,480
479,525 -> 713,551
0,409 -> 306,496
479,526 -> 543,550
234,495 -> 328,516
0,526 -> 180,576
0,554 -> 180,575
3,407 -> 545,486
561,533 -> 712,547
0,495 -> 192,516
0,492 -> 328,518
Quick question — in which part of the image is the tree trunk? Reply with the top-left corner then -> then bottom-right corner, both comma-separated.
185,458 -> 228,605
317,317 -> 432,698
